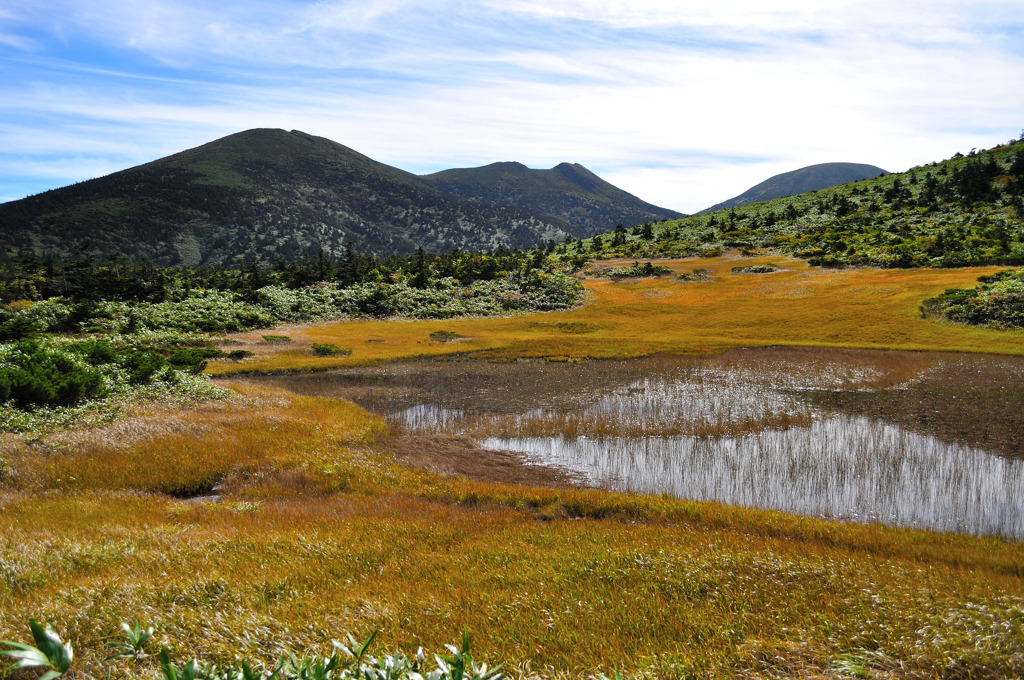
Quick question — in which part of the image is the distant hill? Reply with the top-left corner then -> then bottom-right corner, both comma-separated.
700,162 -> 890,213
0,129 -> 574,265
421,161 -> 684,238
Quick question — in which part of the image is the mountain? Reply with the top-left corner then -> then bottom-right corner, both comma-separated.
0,129 -> 573,265
421,161 -> 684,238
700,162 -> 890,213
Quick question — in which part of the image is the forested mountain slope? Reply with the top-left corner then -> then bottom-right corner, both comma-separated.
0,129 -> 570,265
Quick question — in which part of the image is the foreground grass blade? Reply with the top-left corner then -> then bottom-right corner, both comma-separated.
0,619 -> 74,680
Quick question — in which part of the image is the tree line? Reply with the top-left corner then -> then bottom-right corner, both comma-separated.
0,245 -> 554,305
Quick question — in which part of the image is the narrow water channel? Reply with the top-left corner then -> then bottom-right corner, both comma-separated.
254,348 -> 1024,539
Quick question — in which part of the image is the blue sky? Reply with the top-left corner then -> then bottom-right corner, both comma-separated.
1,0 -> 1022,213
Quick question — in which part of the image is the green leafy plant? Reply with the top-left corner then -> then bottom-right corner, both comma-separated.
160,648 -> 201,680
106,620 -> 155,660
2,619 -> 503,680
335,629 -> 378,668
433,630 -> 502,680
262,335 -> 292,344
832,653 -> 871,678
597,672 -> 628,680
0,619 -> 74,680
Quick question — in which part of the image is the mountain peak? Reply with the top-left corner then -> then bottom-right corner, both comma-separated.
422,161 -> 683,237
700,162 -> 890,213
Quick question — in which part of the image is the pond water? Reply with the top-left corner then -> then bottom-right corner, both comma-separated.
256,348 -> 1024,538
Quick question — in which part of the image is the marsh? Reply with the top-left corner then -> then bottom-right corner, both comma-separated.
258,347 -> 1024,538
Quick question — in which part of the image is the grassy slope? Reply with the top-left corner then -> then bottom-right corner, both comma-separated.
208,253 -> 1024,375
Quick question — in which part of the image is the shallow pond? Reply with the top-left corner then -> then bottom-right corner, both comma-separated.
256,348 -> 1024,538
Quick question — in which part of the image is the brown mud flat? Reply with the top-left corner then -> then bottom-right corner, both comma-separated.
799,351 -> 1024,459
378,434 -> 588,489
245,346 -> 1024,461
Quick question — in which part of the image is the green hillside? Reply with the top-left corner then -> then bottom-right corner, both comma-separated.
562,140 -> 1024,269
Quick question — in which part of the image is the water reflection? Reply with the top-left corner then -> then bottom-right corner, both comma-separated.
482,416 -> 1024,538
255,348 -> 1024,539
394,404 -> 465,431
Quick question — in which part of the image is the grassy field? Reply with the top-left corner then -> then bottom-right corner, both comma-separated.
3,255 -> 1024,679
208,253 -> 1024,375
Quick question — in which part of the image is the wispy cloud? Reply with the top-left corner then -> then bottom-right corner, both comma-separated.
1,0 -> 1022,212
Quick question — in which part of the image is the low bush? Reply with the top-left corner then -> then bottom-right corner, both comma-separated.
731,264 -> 778,274
676,269 -> 711,282
119,349 -> 168,385
429,330 -> 464,343
311,343 -> 352,357
0,276 -> 585,339
601,262 -> 673,279
0,341 -> 107,408
167,348 -> 223,374
0,339 -> 199,411
922,267 -> 1024,328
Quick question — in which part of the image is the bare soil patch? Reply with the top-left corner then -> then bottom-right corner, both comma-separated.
379,434 -> 588,489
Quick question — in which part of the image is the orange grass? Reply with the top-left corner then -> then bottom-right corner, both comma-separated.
209,254 -> 1024,375
4,384 -> 392,496
1,489 -> 1022,679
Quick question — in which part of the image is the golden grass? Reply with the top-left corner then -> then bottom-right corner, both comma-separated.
209,254 -> 1024,375
3,384 -> 393,497
2,376 -> 1024,678
3,484 -> 1024,678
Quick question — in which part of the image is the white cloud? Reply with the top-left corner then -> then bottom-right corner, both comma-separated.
1,0 -> 1022,212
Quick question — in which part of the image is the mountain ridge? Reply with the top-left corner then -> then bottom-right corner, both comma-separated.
421,160 -> 683,237
0,129 -> 676,266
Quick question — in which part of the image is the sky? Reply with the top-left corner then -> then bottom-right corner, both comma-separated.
1,1 -> 1023,214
